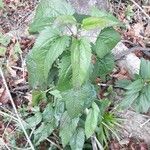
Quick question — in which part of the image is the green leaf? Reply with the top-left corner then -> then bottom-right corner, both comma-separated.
60,112 -> 79,147
115,79 -> 132,89
0,0 -> 3,8
54,100 -> 65,126
82,8 -> 122,30
44,36 -> 70,82
98,54 -> 115,77
29,0 -> 74,33
14,41 -> 22,54
55,15 -> 77,27
94,27 -> 121,58
0,46 -> 6,56
135,93 -> 149,113
57,54 -> 72,91
0,33 -> 11,46
49,89 -> 62,100
134,85 -> 150,113
25,112 -> 42,129
70,128 -> 85,150
85,102 -> 100,138
90,53 -> 115,81
124,79 -> 144,94
95,99 -> 111,116
34,122 -> 54,145
71,38 -> 92,88
42,103 -> 54,122
140,59 -> 150,80
62,83 -> 96,118
32,90 -> 46,106
73,13 -> 90,24
26,27 -> 70,89
120,92 -> 139,109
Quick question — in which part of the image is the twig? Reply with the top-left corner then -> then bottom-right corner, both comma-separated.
140,119 -> 150,128
46,138 -> 62,150
2,117 -> 13,139
102,122 -> 120,142
0,138 -> 11,150
130,47 -> 150,52
92,135 -> 104,150
129,0 -> 150,20
91,136 -> 98,150
0,67 -> 35,150
0,110 -> 18,122
25,127 -> 36,148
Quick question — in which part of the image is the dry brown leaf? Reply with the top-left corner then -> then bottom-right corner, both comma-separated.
0,89 -> 9,104
145,24 -> 150,37
6,62 -> 16,77
133,23 -> 144,38
14,78 -> 25,85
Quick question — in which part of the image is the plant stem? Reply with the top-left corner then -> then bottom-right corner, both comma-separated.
0,67 -> 35,150
129,0 -> 150,20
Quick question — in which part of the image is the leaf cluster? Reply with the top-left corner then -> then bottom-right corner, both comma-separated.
120,59 -> 150,113
25,0 -> 124,149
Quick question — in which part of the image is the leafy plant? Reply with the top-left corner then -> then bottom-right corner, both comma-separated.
120,59 -> 150,113
26,0 -> 123,149
96,100 -> 121,147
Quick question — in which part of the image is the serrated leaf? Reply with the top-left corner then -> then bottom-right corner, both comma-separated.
26,27 -> 70,89
60,112 -> 79,147
44,35 -> 70,81
124,79 -> 144,94
140,59 -> 150,80
62,83 -> 96,118
71,38 -> 92,88
42,103 -> 54,122
115,79 -> 132,89
94,27 -> 121,58
55,15 -> 77,27
134,85 -> 150,113
90,53 -> 115,81
70,128 -> 85,150
54,100 -> 65,126
29,0 -> 74,33
135,93 -> 149,113
25,112 -> 42,129
85,102 -> 100,138
34,122 -> 54,145
57,54 -> 72,91
120,92 -> 139,109
82,8 -> 122,30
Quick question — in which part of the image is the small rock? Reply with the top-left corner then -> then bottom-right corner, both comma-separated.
68,0 -> 109,14
118,110 -> 150,147
125,53 -> 141,76
112,42 -> 141,77
112,42 -> 129,59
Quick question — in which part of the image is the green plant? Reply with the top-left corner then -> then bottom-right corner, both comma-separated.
120,59 -> 150,113
0,0 -> 3,9
0,33 -> 11,57
26,0 -> 123,149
